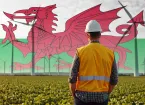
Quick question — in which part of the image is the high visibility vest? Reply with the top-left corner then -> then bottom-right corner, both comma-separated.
76,43 -> 114,92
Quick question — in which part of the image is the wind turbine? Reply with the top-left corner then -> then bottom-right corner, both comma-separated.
49,55 -> 63,75
56,56 -> 62,75
31,10 -> 38,76
48,54 -> 52,75
10,6 -> 42,75
11,5 -> 54,75
2,37 -> 19,75
142,58 -> 145,75
7,5 -> 70,76
40,54 -> 52,75
0,59 -> 6,74
59,60 -> 71,72
1,21 -> 36,75
118,1 -> 145,77
41,56 -> 46,74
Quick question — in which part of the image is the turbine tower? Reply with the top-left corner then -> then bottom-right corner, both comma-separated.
142,58 -> 145,75
2,39 -> 15,75
118,1 -> 140,77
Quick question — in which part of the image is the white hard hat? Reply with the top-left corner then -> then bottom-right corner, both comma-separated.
85,20 -> 102,32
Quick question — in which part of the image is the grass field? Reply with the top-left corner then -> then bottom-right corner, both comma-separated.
0,76 -> 145,105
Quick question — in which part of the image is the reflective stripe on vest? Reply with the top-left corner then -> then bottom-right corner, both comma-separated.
79,76 -> 110,82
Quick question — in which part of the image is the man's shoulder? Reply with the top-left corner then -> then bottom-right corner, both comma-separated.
100,44 -> 114,53
77,45 -> 88,51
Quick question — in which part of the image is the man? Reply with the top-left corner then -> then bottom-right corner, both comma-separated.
68,20 -> 118,105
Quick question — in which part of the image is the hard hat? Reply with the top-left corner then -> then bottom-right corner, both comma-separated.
85,20 -> 102,32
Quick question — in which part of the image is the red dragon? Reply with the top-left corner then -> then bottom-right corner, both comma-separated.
1,4 -> 144,70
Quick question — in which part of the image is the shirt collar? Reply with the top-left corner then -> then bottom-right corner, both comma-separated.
89,40 -> 100,43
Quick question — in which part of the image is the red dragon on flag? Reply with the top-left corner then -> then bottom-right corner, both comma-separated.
1,4 -> 144,70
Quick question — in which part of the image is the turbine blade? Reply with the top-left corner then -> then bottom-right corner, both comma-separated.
2,41 -> 11,47
12,20 -> 50,33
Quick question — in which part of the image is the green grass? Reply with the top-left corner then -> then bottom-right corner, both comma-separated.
0,76 -> 145,105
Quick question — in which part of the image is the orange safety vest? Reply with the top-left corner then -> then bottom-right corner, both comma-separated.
76,42 -> 114,92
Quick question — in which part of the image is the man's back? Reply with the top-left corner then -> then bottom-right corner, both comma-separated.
77,42 -> 114,75
76,42 -> 115,92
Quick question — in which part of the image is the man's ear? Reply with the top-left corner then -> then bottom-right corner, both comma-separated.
87,33 -> 90,38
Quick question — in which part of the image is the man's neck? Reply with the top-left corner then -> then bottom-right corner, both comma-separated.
89,39 -> 100,43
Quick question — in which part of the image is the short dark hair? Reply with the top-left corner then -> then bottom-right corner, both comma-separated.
87,32 -> 101,38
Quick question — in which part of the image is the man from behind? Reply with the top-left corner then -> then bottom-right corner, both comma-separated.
68,20 -> 118,105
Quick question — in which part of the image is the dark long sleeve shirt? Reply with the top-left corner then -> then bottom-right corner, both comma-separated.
68,41 -> 118,103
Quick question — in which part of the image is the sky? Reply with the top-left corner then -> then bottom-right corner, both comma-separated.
0,0 -> 145,38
